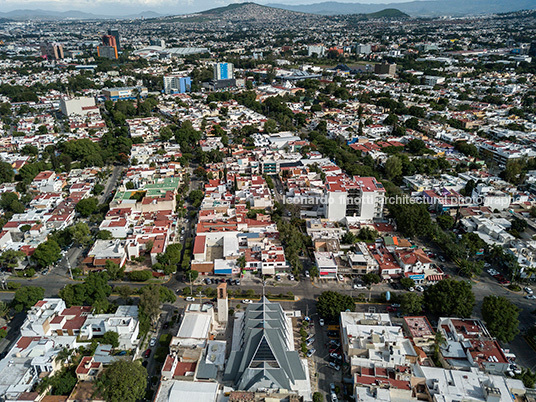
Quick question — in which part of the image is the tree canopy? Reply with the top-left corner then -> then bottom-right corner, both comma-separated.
316,291 -> 355,322
423,278 -> 475,317
13,286 -> 45,312
31,239 -> 61,268
97,360 -> 147,402
481,295 -> 520,343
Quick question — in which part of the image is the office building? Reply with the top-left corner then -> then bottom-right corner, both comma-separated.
214,62 -> 234,80
98,34 -> 118,59
40,42 -> 64,60
108,28 -> 120,51
163,75 -> 192,94
374,62 -> 397,76
224,297 -> 310,398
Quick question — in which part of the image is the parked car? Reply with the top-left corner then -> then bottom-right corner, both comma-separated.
391,303 -> 401,308
327,330 -> 339,338
306,336 -> 315,346
235,279 -> 241,285
409,287 -> 415,292
307,348 -> 316,357
242,299 -> 253,304
319,318 -> 325,326
525,287 -> 533,294
415,285 -> 424,292
185,296 -> 195,302
386,306 -> 397,312
143,349 -> 151,358
305,270 -> 310,278
525,294 -> 536,300
288,274 -> 295,281
149,338 -> 157,347
338,274 -> 344,281
329,362 -> 341,371
116,351 -> 127,356
275,275 -> 282,281
329,352 -> 342,360
331,391 -> 338,402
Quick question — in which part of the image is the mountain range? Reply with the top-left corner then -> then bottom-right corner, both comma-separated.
267,0 -> 536,16
0,9 -> 163,20
0,0 -> 534,20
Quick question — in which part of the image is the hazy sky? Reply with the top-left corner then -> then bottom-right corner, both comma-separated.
1,0 -> 421,15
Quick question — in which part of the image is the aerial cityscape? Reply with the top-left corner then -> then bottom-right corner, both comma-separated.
0,1 -> 535,401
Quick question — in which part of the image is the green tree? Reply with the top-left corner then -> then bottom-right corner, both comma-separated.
139,285 -> 161,327
69,222 -> 92,246
12,286 -> 45,312
481,295 -> 520,343
436,214 -> 455,230
0,249 -> 25,271
128,270 -> 152,282
115,285 -> 133,301
97,230 -> 113,240
385,156 -> 403,181
75,197 -> 99,217
400,292 -> 423,315
312,392 -> 324,402
102,331 -> 120,348
31,239 -> 61,268
0,161 -> 14,183
317,291 -> 355,322
423,278 -> 475,317
400,277 -> 415,290
0,301 -> 10,318
97,360 -> 147,402
105,260 -> 124,280
406,139 -> 427,155
389,202 -> 432,238
362,273 -> 381,285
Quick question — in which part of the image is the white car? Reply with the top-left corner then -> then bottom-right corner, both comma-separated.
525,287 -> 533,294
331,391 -> 338,402
306,348 -> 316,357
319,318 -> 325,326
525,294 -> 536,300
338,274 -> 344,281
242,299 -> 253,304
149,338 -> 157,347
305,270 -> 310,278
415,285 -> 424,292
288,274 -> 295,281
409,287 -> 415,292
185,296 -> 195,302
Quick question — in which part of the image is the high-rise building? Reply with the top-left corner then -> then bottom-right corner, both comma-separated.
214,62 -> 234,80
307,45 -> 325,57
40,42 -> 64,60
163,75 -> 192,94
374,62 -> 397,76
108,29 -> 120,51
98,34 -> 118,59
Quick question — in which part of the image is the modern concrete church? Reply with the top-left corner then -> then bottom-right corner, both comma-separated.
224,297 -> 311,398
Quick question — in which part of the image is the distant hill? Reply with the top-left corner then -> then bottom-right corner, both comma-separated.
267,0 -> 536,16
0,9 -> 164,20
160,2 -> 319,23
365,8 -> 409,19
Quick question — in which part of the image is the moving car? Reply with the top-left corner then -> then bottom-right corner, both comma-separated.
143,349 -> 151,358
149,338 -> 157,347
319,318 -> 325,326
242,299 -> 253,304
305,270 -> 310,278
185,296 -> 195,302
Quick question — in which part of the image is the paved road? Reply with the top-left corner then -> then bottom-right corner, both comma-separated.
99,165 -> 123,204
